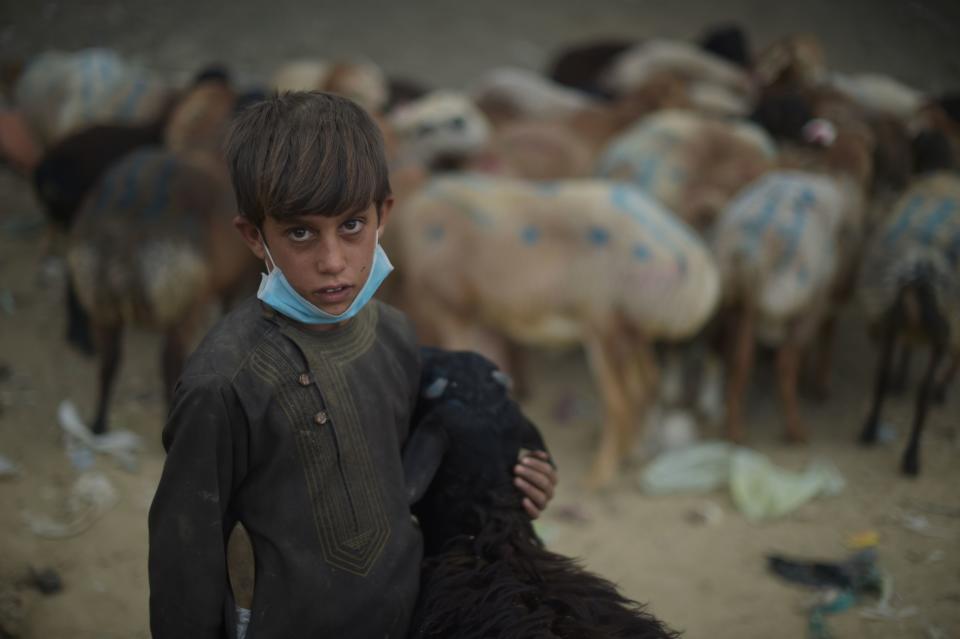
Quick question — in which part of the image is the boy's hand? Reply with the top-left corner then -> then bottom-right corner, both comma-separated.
513,450 -> 557,519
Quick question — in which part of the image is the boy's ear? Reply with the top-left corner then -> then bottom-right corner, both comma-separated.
233,215 -> 267,261
377,196 -> 396,231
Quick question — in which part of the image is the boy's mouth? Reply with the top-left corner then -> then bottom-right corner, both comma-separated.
313,284 -> 354,305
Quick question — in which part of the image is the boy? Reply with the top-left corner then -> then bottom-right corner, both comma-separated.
148,91 -> 557,638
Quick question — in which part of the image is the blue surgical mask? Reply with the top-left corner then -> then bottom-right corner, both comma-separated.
256,231 -> 394,325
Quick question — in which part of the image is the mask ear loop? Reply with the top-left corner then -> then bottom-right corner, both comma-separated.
257,230 -> 278,273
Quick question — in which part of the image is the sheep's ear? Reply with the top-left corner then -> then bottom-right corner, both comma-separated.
402,412 -> 450,505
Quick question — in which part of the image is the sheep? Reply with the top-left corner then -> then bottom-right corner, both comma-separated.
858,167 -> 960,476
752,34 -> 826,91
270,59 -> 389,113
65,148 -> 255,433
396,175 -> 720,486
388,77 -> 687,180
600,39 -> 754,115
388,91 -> 493,171
827,73 -> 925,122
12,48 -> 171,148
469,67 -> 598,127
711,128 -> 874,442
404,347 -> 680,639
595,109 -> 777,230
546,39 -> 635,98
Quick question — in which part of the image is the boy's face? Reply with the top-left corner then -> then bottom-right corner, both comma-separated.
234,197 -> 394,317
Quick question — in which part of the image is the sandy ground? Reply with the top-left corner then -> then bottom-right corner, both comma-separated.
1,1 -> 960,637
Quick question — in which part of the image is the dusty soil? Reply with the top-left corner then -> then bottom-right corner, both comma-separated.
1,1 -> 959,637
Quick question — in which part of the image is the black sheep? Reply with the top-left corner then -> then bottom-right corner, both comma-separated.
404,348 -> 679,639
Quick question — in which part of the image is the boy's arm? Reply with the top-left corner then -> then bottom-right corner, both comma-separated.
148,375 -> 242,639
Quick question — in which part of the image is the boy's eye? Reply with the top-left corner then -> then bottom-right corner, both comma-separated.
341,218 -> 366,235
287,227 -> 315,242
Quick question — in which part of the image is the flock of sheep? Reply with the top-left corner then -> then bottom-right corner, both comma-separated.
1,24 -> 957,488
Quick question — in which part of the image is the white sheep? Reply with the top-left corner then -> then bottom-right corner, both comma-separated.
712,130 -> 871,442
601,39 -> 754,115
396,175 -> 720,486
596,109 -> 777,229
13,48 -> 171,147
468,66 -> 598,125
270,59 -> 388,113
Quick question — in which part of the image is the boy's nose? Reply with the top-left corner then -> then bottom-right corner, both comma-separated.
316,238 -> 348,275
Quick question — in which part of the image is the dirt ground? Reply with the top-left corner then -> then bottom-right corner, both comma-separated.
1,1 -> 959,638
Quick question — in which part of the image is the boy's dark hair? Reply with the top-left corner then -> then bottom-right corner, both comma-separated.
225,91 -> 391,226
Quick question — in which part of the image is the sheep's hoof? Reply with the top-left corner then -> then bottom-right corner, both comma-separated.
900,454 -> 920,477
930,384 -> 947,406
784,429 -> 808,445
859,419 -> 879,446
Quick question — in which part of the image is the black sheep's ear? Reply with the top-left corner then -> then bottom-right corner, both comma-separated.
402,411 -> 450,505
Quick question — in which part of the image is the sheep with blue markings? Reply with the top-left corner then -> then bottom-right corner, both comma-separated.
12,48 -> 171,150
712,126 -> 874,443
396,175 -> 719,486
66,148 -> 255,434
858,168 -> 960,475
596,109 -> 776,230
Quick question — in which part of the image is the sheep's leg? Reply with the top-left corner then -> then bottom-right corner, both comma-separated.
723,305 -> 755,443
931,353 -> 957,405
161,308 -> 205,405
584,330 -> 632,489
506,341 -> 531,400
889,341 -> 912,396
901,345 -> 944,476
621,335 -> 658,454
777,332 -> 806,443
807,314 -> 836,401
860,307 -> 900,445
65,277 -> 95,356
90,323 -> 124,435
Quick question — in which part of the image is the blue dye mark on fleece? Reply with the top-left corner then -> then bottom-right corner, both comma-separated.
739,182 -> 784,255
588,226 -> 610,246
632,243 -> 650,261
883,194 -> 925,247
520,225 -> 541,245
116,77 -> 147,120
609,183 -> 693,259
144,157 -> 177,219
633,155 -> 660,190
425,224 -> 445,243
117,152 -> 151,210
776,187 -> 815,269
918,198 -> 957,245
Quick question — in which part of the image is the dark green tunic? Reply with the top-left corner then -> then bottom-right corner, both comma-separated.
149,298 -> 422,638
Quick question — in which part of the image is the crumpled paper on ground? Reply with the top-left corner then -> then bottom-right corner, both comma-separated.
639,442 -> 845,521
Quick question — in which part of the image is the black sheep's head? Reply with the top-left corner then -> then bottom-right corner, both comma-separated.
405,347 -> 549,554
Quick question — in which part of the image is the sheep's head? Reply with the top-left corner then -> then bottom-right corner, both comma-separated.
404,347 -> 549,554
388,91 -> 491,170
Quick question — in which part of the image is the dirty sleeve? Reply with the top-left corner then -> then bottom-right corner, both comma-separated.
148,374 -> 244,639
